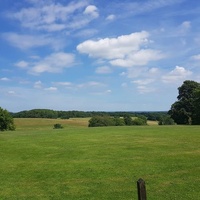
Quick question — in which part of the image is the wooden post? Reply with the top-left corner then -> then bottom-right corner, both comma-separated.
137,178 -> 147,200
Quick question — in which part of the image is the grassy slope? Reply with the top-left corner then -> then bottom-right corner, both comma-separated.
0,119 -> 199,199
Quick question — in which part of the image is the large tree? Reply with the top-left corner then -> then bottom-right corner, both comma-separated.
0,107 -> 15,131
192,89 -> 200,124
168,80 -> 200,124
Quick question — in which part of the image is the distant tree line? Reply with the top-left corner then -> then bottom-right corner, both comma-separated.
11,109 -> 168,121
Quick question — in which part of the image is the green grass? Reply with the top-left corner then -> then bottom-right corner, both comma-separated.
0,119 -> 199,199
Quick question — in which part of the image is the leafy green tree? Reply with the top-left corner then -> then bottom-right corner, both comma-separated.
0,107 -> 15,131
88,116 -> 115,127
168,80 -> 200,124
132,116 -> 147,125
192,89 -> 200,124
113,117 -> 125,126
123,115 -> 133,125
158,115 -> 175,125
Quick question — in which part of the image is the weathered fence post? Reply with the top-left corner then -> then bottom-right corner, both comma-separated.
137,178 -> 147,200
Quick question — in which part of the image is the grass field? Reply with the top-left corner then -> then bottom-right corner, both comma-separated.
0,118 -> 199,199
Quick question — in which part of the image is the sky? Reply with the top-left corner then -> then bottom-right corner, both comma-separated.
1,0 -> 200,112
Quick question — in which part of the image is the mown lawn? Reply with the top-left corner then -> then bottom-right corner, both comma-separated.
0,119 -> 199,199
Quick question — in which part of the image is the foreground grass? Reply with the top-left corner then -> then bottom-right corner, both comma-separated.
0,119 -> 199,199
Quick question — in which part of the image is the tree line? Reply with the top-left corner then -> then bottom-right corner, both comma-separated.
11,109 -> 167,121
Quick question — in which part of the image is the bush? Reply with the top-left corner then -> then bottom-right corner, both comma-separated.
53,124 -> 63,129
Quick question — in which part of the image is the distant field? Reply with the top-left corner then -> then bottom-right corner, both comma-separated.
0,118 -> 199,199
14,118 -> 90,130
14,118 -> 158,130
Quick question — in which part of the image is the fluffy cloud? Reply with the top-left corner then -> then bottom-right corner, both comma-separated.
162,66 -> 192,83
77,31 -> 164,67
77,31 -> 150,59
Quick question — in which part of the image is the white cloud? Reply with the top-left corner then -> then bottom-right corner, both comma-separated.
1,77 -> 10,81
77,31 -> 150,60
95,66 -> 112,74
136,85 -> 156,94
162,66 -> 192,83
132,79 -> 155,85
54,82 -> 73,86
7,1 -> 97,32
78,81 -> 105,88
106,14 -> 116,21
176,21 -> 191,36
30,52 -> 75,74
3,33 -> 64,50
16,52 -> 75,74
77,31 -> 164,69
181,21 -> 191,29
74,29 -> 98,38
15,60 -> 29,68
132,78 -> 156,94
7,91 -> 16,95
91,89 -> 112,95
110,49 -> 164,67
118,0 -> 185,16
83,5 -> 99,18
44,87 -> 57,91
191,54 -> 200,61
34,81 -> 42,89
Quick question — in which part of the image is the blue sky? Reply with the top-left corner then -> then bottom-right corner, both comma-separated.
1,0 -> 200,112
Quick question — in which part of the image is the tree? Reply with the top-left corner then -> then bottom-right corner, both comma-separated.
192,89 -> 200,124
88,116 -> 115,127
158,115 -> 175,125
132,117 -> 147,125
168,80 -> 200,124
123,115 -> 133,125
0,107 -> 15,131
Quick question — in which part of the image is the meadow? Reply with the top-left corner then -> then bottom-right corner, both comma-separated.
0,118 -> 199,199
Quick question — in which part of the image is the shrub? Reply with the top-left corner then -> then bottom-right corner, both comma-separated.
53,123 -> 63,129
